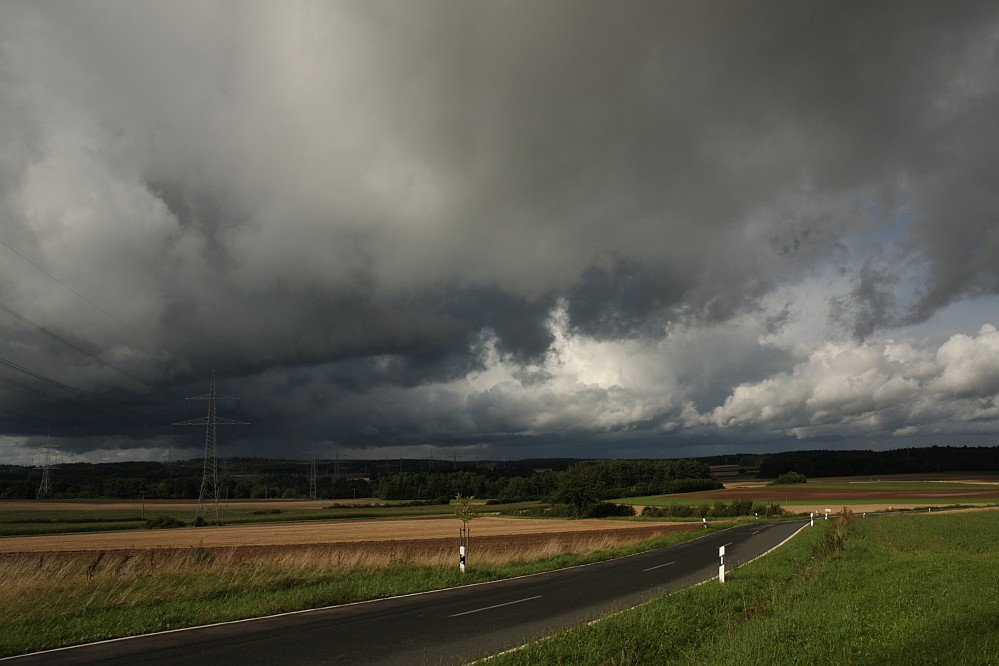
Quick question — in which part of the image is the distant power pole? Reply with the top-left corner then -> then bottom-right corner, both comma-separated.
309,445 -> 318,500
174,371 -> 249,525
37,438 -> 52,498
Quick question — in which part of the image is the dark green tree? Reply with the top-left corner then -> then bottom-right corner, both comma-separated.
555,464 -> 605,518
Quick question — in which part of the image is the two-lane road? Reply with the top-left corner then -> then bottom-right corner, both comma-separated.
6,520 -> 807,665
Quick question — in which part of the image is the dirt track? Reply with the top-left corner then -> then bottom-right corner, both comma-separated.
0,516 -> 696,555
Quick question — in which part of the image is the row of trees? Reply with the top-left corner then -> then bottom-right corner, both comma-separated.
11,444 -> 993,502
0,457 -> 719,503
758,446 -> 999,478
371,459 -> 720,503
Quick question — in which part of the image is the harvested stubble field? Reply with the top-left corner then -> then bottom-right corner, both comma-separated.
0,514 -> 695,555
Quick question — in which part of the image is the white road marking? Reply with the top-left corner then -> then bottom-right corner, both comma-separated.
643,561 -> 676,572
449,595 -> 543,618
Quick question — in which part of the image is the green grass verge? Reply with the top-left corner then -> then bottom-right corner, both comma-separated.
485,510 -> 999,665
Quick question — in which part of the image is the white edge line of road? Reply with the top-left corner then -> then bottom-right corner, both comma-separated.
0,523 -> 747,662
472,520 -> 810,665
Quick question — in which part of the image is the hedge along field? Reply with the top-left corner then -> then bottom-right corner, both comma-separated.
487,509 -> 999,665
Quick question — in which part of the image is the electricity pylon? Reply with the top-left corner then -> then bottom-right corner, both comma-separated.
37,441 -> 52,498
309,445 -> 318,500
174,371 -> 249,525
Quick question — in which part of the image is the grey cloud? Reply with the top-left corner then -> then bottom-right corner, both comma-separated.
828,261 -> 901,341
2,1 -> 999,458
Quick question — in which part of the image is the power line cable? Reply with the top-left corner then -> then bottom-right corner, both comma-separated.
0,374 -> 47,396
0,237 -> 191,368
0,239 -> 156,345
0,355 -> 81,395
0,303 -> 150,387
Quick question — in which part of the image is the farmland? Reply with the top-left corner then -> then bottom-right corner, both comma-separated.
0,513 -> 692,554
2,472 -> 998,659
617,473 -> 999,515
0,498 -> 488,538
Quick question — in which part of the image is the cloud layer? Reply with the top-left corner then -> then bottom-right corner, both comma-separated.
1,1 -> 998,461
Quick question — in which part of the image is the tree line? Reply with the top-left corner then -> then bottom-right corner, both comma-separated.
0,457 -> 719,502
5,445 -> 995,501
758,445 -> 999,478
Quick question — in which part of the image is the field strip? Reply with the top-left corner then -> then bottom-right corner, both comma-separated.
0,516 -> 688,554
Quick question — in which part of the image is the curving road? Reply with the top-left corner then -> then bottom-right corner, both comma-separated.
5,520 -> 807,666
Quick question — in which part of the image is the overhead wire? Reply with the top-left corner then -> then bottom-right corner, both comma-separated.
0,355 -> 81,395
0,238 -> 158,347
0,237 -> 192,369
0,236 -> 192,434
0,374 -> 46,396
0,303 -> 150,387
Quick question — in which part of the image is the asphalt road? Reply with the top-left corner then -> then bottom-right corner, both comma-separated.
6,520 -> 807,666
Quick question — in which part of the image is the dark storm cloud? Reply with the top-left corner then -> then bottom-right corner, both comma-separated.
828,261 -> 901,341
2,0 -> 999,459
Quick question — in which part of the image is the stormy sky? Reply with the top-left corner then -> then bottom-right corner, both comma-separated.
2,1 -> 999,464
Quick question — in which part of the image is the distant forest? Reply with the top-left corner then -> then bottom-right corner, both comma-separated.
754,445 -> 999,478
1,445 -> 996,501
1,457 -> 718,502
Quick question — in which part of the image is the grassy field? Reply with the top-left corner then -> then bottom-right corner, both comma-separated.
486,509 -> 999,665
617,477 -> 999,511
623,495 -> 990,509
621,495 -> 785,507
0,525 -> 714,658
0,500 -> 543,537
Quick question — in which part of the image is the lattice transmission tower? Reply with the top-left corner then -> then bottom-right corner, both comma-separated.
37,443 -> 52,498
309,445 -> 318,500
174,371 -> 249,525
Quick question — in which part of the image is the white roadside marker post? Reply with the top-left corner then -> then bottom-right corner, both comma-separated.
718,545 -> 726,583
459,544 -> 466,574
810,512 -> 814,527
702,517 -> 707,529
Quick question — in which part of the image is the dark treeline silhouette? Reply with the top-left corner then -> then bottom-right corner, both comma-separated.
371,459 -> 720,501
1,457 -> 717,501
757,445 -> 999,478
3,446 -> 995,501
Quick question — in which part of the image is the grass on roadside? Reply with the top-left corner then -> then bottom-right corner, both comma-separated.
486,509 -> 999,665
